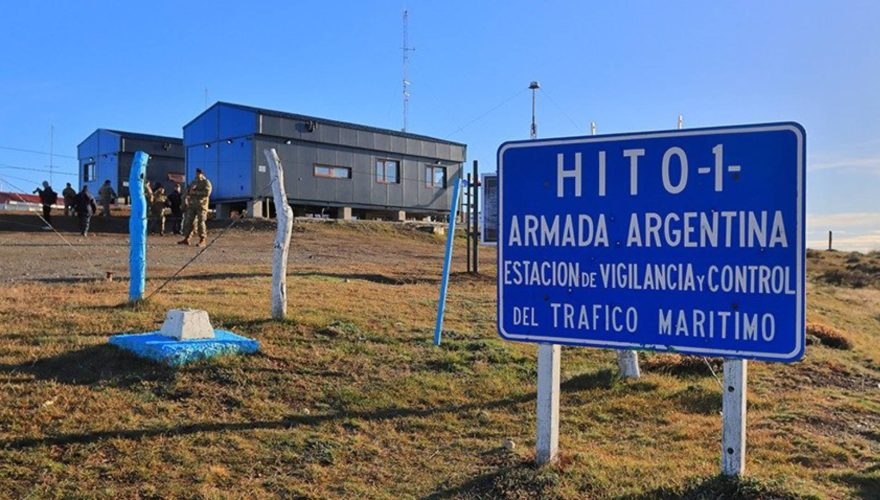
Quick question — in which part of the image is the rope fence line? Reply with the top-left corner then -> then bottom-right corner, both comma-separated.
141,175 -> 280,301
0,174 -> 106,280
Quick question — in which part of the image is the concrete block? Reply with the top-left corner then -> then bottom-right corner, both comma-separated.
395,210 -> 406,222
160,309 -> 215,340
337,206 -> 353,220
215,203 -> 232,219
247,199 -> 265,218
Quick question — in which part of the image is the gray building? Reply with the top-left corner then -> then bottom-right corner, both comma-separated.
183,102 -> 467,220
77,129 -> 185,198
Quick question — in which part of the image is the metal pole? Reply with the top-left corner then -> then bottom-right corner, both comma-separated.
49,124 -> 54,186
529,81 -> 540,139
536,343 -> 561,465
722,359 -> 747,476
466,173 -> 472,273
472,160 -> 479,274
433,179 -> 467,345
828,230 -> 832,251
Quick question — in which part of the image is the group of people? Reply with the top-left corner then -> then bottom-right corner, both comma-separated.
34,168 -> 212,245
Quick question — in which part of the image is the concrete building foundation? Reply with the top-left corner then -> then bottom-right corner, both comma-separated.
215,203 -> 232,219
337,206 -> 353,220
247,199 -> 265,218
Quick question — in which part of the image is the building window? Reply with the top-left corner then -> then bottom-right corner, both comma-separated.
83,162 -> 96,182
313,164 -> 351,179
426,165 -> 446,188
376,159 -> 400,184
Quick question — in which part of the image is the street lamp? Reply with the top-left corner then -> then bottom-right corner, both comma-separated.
529,81 -> 540,139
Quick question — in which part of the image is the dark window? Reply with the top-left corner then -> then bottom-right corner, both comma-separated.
426,165 -> 446,188
313,164 -> 351,179
376,159 -> 400,184
83,162 -> 96,182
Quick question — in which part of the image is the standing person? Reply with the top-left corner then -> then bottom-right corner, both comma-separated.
62,183 -> 76,216
74,185 -> 98,236
178,168 -> 212,247
149,183 -> 169,236
167,183 -> 183,234
33,181 -> 57,229
98,180 -> 116,217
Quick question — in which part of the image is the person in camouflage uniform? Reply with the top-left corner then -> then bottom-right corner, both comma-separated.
98,180 -> 116,217
178,168 -> 212,247
62,183 -> 77,216
149,183 -> 169,235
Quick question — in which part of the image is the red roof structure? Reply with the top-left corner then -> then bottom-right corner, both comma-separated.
0,192 -> 43,204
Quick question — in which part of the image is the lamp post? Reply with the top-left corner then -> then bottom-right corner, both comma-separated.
529,81 -> 540,139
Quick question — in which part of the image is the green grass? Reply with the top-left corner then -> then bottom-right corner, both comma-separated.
0,229 -> 877,498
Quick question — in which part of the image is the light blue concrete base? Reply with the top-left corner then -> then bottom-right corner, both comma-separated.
109,330 -> 259,366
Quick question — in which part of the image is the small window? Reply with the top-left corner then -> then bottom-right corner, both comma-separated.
83,162 -> 96,182
376,159 -> 400,184
426,165 -> 446,188
313,164 -> 351,179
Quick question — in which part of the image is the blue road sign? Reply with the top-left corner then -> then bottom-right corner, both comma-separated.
497,123 -> 805,362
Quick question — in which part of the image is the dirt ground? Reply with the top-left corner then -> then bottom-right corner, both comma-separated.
0,215 -> 478,284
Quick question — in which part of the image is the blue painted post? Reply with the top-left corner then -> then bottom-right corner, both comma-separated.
129,151 -> 150,302
433,178 -> 467,345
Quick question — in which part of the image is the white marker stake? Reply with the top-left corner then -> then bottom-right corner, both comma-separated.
722,359 -> 747,476
264,148 -> 294,320
617,350 -> 641,378
536,343 -> 560,465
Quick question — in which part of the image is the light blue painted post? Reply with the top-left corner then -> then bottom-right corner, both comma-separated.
129,151 -> 150,302
434,178 -> 467,345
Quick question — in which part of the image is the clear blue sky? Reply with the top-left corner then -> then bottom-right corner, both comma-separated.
1,1 -> 878,248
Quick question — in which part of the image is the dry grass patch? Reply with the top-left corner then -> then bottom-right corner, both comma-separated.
806,321 -> 853,350
640,353 -> 722,377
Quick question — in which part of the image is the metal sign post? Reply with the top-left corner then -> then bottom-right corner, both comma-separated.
722,359 -> 747,475
536,342 -> 561,464
496,123 -> 806,470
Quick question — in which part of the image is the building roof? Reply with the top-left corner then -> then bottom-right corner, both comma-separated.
77,129 -> 182,149
184,102 -> 467,148
106,130 -> 183,143
0,191 -> 43,204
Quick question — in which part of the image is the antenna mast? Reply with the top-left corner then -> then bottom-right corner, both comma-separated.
49,124 -> 54,185
402,10 -> 414,132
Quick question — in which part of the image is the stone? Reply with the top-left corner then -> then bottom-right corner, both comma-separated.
503,438 -> 516,451
159,309 -> 215,340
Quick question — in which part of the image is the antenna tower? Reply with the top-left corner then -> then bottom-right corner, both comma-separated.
402,10 -> 414,132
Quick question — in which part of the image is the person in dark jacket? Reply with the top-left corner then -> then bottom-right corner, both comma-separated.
167,183 -> 183,235
33,181 -> 57,229
74,185 -> 98,236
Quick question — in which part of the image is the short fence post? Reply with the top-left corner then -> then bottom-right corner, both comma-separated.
721,359 -> 747,476
828,230 -> 832,251
616,350 -> 640,378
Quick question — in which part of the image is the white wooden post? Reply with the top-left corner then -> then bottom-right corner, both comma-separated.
536,343 -> 560,465
721,359 -> 747,476
616,350 -> 641,378
263,148 -> 293,320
